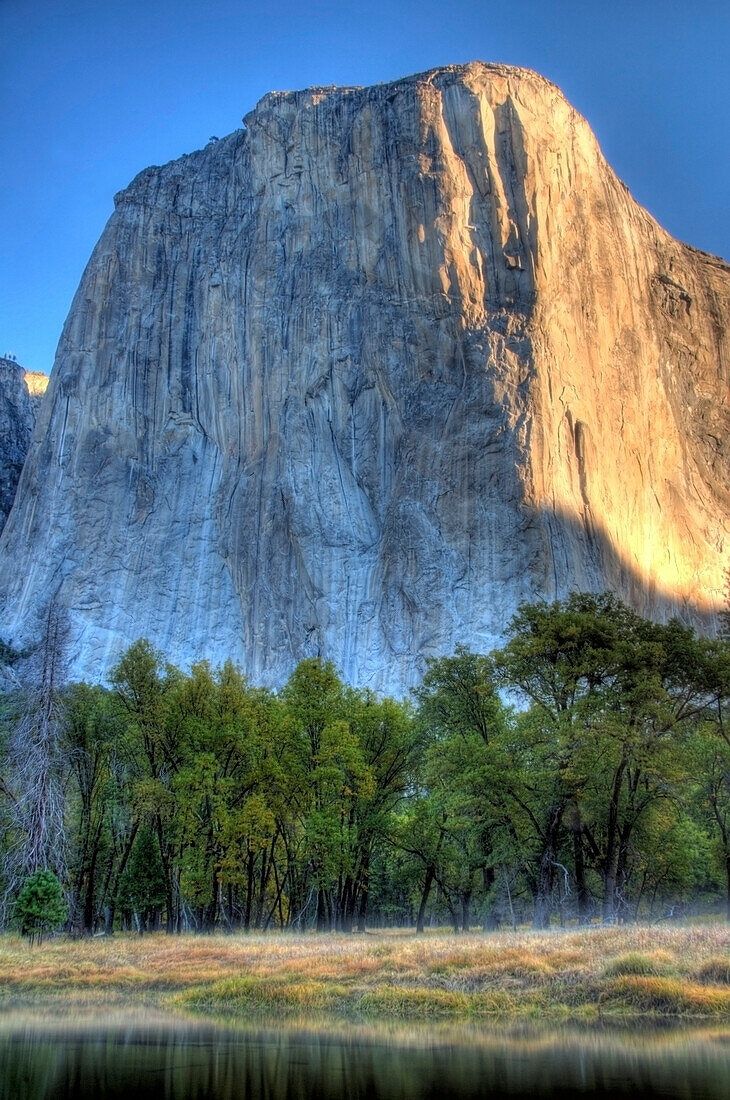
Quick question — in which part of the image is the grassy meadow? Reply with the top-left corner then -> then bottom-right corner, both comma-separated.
0,925 -> 729,1024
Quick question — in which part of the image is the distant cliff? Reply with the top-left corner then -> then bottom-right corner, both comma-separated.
0,63 -> 727,691
0,357 -> 48,532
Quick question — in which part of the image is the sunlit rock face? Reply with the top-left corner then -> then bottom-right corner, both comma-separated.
0,63 -> 727,692
0,357 -> 48,532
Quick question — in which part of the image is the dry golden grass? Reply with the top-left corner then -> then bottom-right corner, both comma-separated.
602,976 -> 730,1016
0,924 -> 728,1022
694,956 -> 730,985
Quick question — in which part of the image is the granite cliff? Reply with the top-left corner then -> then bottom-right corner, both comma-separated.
0,357 -> 48,532
0,63 -> 727,691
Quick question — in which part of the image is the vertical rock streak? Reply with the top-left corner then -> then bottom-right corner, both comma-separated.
0,63 -> 727,692
0,358 -> 48,533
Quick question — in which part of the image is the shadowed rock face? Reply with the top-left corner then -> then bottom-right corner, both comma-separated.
0,62 -> 727,692
0,358 -> 48,532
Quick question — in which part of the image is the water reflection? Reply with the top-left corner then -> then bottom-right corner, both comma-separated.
0,1010 -> 728,1099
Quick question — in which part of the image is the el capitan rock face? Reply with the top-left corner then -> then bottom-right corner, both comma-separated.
0,62 -> 727,692
0,357 -> 48,533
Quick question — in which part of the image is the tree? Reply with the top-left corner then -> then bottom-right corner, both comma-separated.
117,827 -> 167,932
172,661 -> 279,931
110,639 -> 184,932
492,594 -> 674,924
15,869 -> 67,945
281,660 -> 371,931
2,592 -> 729,936
413,648 -> 507,930
64,684 -> 120,934
685,626 -> 730,921
2,600 -> 69,916
346,691 -> 418,931
390,797 -> 447,933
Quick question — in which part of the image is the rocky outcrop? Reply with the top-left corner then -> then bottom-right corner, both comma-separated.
0,63 -> 727,692
0,357 -> 48,532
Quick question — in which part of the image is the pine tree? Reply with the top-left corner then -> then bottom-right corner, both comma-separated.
15,869 -> 67,945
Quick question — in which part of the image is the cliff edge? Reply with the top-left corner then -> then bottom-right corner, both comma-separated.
0,356 -> 48,533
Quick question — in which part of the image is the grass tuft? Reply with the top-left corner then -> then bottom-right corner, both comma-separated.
602,975 -> 730,1017
356,986 -> 475,1019
177,976 -> 347,1015
602,951 -> 677,978
694,957 -> 730,986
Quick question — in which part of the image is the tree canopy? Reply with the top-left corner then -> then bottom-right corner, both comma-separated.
0,594 -> 728,933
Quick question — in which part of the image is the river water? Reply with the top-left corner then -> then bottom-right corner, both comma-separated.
0,1011 -> 728,1099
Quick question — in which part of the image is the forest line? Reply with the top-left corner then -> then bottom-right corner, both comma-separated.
1,591 -> 729,937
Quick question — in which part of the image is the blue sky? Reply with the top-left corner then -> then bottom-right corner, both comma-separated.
2,0 -> 729,373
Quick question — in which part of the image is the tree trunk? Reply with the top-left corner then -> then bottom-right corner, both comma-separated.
461,890 -> 471,933
203,869 -> 218,931
244,849 -> 255,931
255,838 -> 275,930
355,851 -> 370,933
70,801 -> 93,934
572,825 -> 589,924
104,820 -> 139,935
340,877 -> 354,934
602,757 -> 627,923
532,804 -> 563,930
316,887 -> 328,932
416,865 -> 435,934
263,861 -> 287,931
602,867 -> 617,924
155,816 -> 174,934
82,827 -> 102,934
356,878 -> 368,933
482,866 -> 498,930
533,875 -> 552,930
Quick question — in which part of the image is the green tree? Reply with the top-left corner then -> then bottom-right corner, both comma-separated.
413,647 -> 508,930
346,691 -> 418,930
110,640 -> 184,932
493,595 -> 728,924
391,796 -> 449,932
495,595 -> 682,923
117,827 -> 167,932
172,660 -> 279,931
63,684 -> 121,935
15,869 -> 67,945
281,660 -> 369,930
